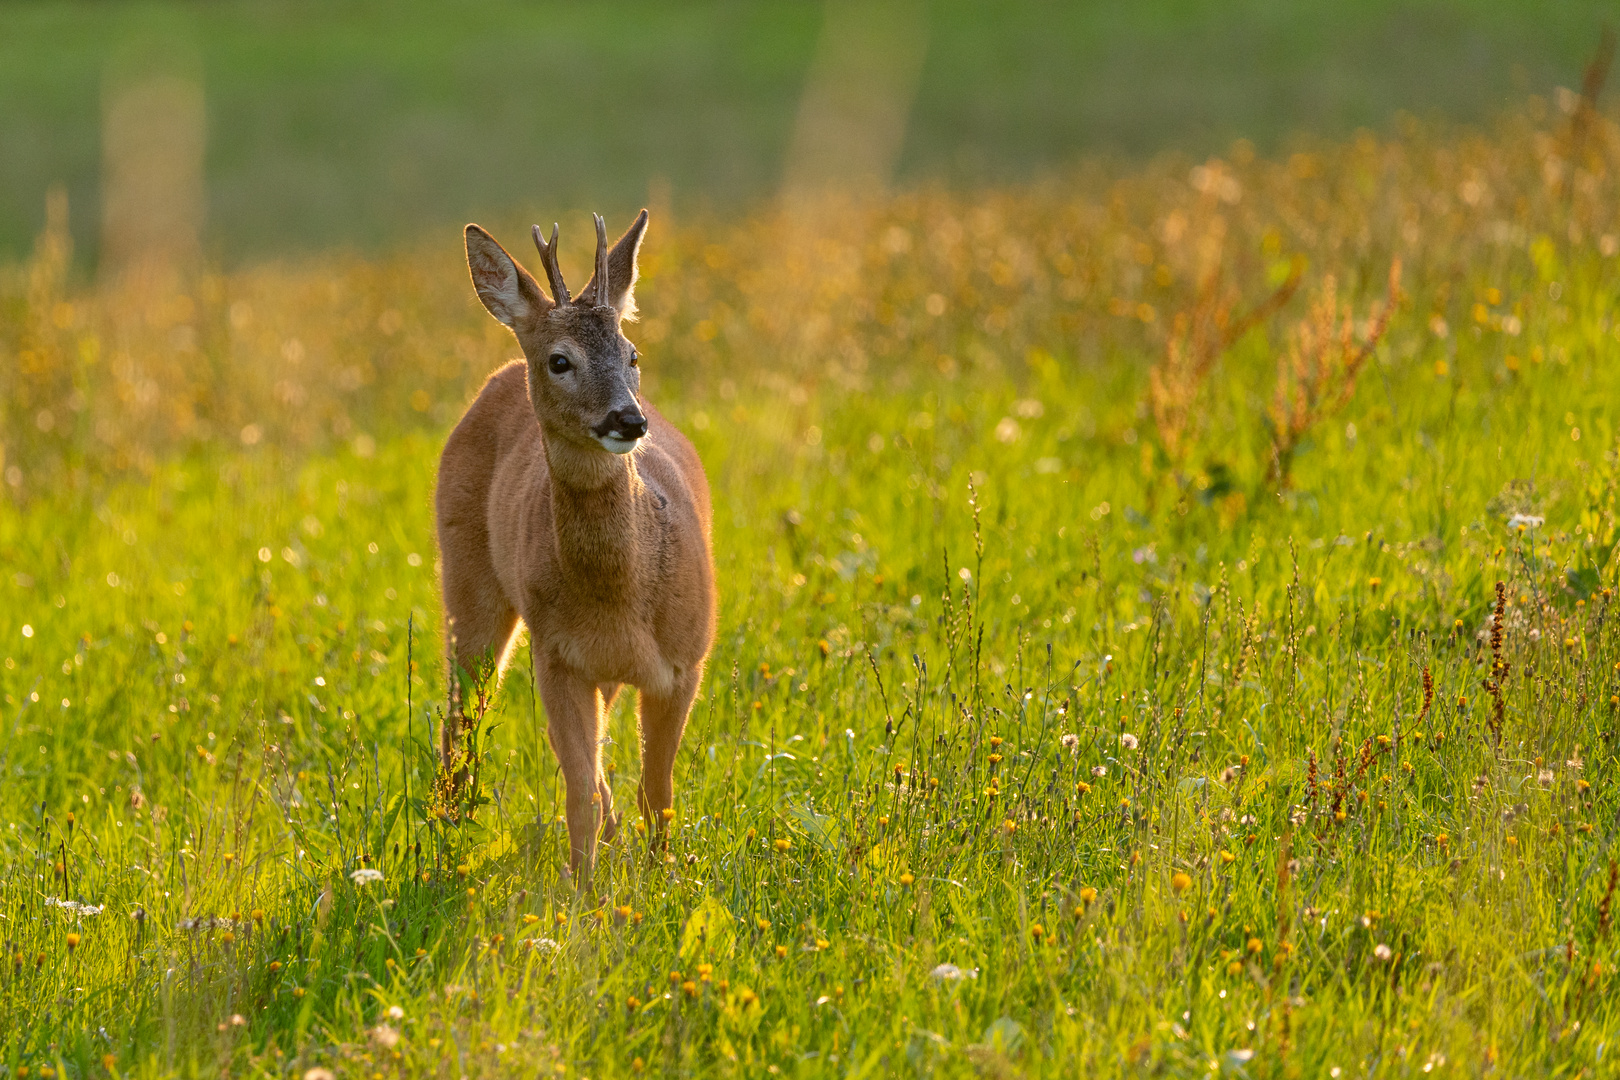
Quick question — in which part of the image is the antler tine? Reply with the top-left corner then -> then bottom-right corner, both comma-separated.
592,212 -> 610,306
531,223 -> 570,305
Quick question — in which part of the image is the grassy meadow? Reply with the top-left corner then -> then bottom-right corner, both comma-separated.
1,0 -> 1618,262
4,98 -> 1620,1077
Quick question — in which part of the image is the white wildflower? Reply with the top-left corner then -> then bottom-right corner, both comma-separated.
929,963 -> 978,981
46,898 -> 103,917
1506,513 -> 1544,530
1120,733 -> 1139,750
350,868 -> 384,886
1373,943 -> 1393,962
386,1005 -> 404,1020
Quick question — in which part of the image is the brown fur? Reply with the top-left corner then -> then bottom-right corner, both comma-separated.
437,212 -> 715,880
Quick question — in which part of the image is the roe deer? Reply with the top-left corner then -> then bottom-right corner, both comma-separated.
438,210 -> 715,880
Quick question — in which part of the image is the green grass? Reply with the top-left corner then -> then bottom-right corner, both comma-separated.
2,282 -> 1619,1076
1,0 -> 1617,263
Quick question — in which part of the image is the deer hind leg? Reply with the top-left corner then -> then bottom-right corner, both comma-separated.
537,657 -> 613,882
439,570 -> 518,782
637,666 -> 701,841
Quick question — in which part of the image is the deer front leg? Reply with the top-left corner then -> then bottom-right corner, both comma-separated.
597,682 -> 622,844
536,657 -> 612,881
637,666 -> 701,841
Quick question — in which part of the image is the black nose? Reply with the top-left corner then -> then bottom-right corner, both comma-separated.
600,408 -> 647,440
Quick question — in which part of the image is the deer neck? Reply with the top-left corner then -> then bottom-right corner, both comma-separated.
539,430 -> 647,592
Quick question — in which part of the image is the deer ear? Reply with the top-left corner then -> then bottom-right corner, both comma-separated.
584,209 -> 649,320
465,224 -> 549,330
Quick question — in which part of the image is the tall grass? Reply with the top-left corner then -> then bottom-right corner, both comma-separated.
1,96 -> 1619,1077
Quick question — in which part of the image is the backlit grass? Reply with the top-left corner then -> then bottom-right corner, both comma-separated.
3,100 -> 1620,1077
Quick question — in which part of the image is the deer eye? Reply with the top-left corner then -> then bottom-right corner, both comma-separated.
548,352 -> 571,374
629,348 -> 639,368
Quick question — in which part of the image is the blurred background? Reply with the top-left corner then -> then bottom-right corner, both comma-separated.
4,0 -> 1618,489
1,0 -> 1614,270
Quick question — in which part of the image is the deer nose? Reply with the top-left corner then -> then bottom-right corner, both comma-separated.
599,408 -> 647,440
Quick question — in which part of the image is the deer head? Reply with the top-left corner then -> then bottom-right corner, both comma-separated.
464,211 -> 649,454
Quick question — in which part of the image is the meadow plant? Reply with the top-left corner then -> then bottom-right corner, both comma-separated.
0,98 -> 1618,1076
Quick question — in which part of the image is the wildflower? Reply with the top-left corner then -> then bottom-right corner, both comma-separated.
929,963 -> 977,981
350,868 -> 383,886
626,996 -> 641,1012
815,938 -> 829,949
697,963 -> 713,981
1031,923 -> 1045,942
1091,765 -> 1107,778
756,916 -> 771,930
661,808 -> 675,822
1076,781 -> 1091,795
1060,733 -> 1079,753
775,945 -> 788,959
269,961 -> 282,973
1120,733 -> 1138,750
773,838 -> 792,853
877,815 -> 889,826
523,913 -> 539,925
1171,872 -> 1192,893
1219,850 -> 1236,865
1246,937 -> 1263,955
65,932 -> 80,952
554,912 -> 567,926
1538,769 -> 1555,787
1367,577 -> 1381,590
899,873 -> 915,886
1079,887 -> 1097,907
44,898 -> 102,917
681,981 -> 698,998
1506,513 -> 1544,530
1002,819 -> 1017,835
989,736 -> 1003,748
1374,943 -> 1393,962
987,753 -> 1003,764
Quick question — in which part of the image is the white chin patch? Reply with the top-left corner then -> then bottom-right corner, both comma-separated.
596,434 -> 642,455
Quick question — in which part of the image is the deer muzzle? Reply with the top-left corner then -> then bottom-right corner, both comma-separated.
592,407 -> 648,454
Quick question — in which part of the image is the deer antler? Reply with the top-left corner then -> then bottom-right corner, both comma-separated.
591,213 -> 611,307
531,224 -> 571,305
